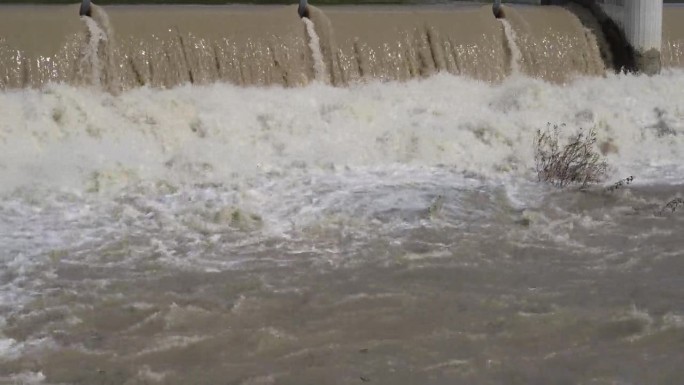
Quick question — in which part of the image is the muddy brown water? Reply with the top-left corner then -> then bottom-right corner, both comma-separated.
1,4 -> 684,385
1,181 -> 683,385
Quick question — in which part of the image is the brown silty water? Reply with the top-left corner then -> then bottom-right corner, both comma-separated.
662,7 -> 684,68
1,4 -> 684,385
1,181 -> 683,385
0,3 -> 647,90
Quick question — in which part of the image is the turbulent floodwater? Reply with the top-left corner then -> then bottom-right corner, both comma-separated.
1,71 -> 683,384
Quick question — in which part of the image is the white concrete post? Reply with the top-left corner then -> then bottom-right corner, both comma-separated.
624,0 -> 662,53
596,0 -> 663,74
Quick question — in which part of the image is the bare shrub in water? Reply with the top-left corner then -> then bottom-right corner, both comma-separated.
534,123 -> 607,189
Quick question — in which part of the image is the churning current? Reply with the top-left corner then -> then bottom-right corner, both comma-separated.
1,3 -> 684,385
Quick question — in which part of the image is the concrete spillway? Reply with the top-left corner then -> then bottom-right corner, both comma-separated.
0,3 -> 683,90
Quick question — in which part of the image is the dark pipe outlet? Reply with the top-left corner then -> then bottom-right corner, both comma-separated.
80,0 -> 92,17
298,0 -> 309,19
493,1 -> 505,18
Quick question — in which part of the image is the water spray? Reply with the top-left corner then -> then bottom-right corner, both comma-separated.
80,0 -> 92,17
298,0 -> 310,19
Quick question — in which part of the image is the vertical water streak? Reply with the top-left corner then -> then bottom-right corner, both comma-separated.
92,6 -> 120,91
499,19 -> 522,75
303,17 -> 328,83
81,16 -> 107,87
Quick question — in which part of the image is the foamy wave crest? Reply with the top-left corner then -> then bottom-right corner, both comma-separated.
0,72 -> 683,195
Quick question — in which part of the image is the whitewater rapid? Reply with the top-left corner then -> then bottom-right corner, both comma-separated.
1,72 -> 683,385
1,71 -> 683,196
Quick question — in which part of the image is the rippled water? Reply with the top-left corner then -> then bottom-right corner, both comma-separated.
1,72 -> 683,384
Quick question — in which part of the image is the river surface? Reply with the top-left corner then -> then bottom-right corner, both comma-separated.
1,3 -> 683,385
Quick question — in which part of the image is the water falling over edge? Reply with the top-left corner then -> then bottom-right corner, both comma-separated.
81,16 -> 107,87
499,18 -> 522,75
303,17 -> 328,84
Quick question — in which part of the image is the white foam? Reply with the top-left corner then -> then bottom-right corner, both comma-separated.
0,73 -> 682,283
0,71 -> 682,196
136,366 -> 168,383
0,338 -> 16,360
2,371 -> 46,385
136,335 -> 207,357
0,337 -> 57,363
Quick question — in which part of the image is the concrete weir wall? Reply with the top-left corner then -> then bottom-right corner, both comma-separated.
515,0 -> 663,74
595,0 -> 663,74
